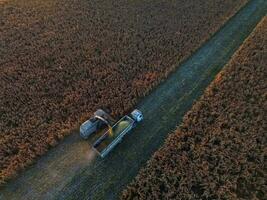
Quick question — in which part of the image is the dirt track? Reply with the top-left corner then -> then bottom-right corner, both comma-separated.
122,15 -> 267,200
0,0 -> 266,199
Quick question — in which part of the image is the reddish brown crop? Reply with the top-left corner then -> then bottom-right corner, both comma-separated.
121,17 -> 267,200
0,0 -> 247,184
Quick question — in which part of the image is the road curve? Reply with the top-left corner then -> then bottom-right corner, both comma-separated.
0,0 -> 266,199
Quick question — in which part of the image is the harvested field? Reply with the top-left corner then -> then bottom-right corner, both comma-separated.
121,16 -> 267,200
0,0 -> 248,183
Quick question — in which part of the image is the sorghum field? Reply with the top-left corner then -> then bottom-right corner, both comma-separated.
0,0 -> 248,183
122,16 -> 267,200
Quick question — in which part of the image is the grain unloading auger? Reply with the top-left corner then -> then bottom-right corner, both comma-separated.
80,109 -> 143,158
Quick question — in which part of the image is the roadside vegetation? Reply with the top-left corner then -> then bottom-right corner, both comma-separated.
121,17 -> 267,200
0,0 -> 248,183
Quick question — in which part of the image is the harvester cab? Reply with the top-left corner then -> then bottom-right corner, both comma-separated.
80,109 -> 113,139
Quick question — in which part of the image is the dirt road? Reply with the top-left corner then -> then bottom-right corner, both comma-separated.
0,0 -> 266,199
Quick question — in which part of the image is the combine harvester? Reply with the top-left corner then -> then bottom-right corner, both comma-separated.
80,109 -> 143,157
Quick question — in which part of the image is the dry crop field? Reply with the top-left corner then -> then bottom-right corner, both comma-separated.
0,0 -> 248,183
122,16 -> 267,200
